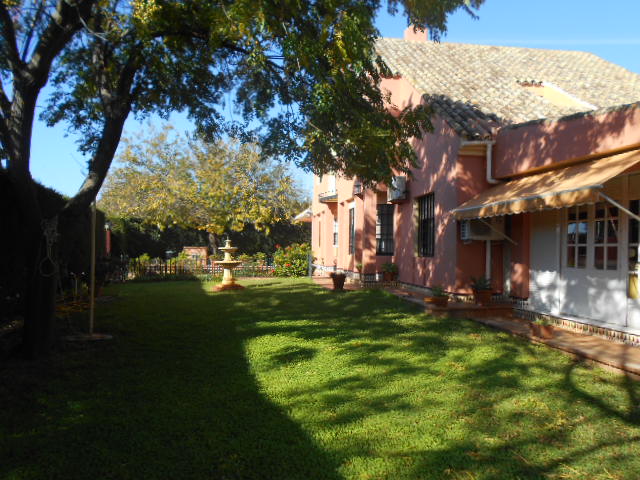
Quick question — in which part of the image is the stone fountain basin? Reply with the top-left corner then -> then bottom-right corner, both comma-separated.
215,261 -> 242,268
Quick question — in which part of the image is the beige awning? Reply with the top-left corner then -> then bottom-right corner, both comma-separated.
453,149 -> 640,220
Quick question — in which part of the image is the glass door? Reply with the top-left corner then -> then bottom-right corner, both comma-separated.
627,199 -> 640,329
562,203 -> 627,325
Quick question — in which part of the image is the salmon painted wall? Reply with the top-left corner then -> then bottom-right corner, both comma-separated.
494,104 -> 640,178
311,174 -> 340,268
311,74 -> 490,292
454,154 -> 491,292
378,76 -> 464,291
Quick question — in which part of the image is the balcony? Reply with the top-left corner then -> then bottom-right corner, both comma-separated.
318,190 -> 338,203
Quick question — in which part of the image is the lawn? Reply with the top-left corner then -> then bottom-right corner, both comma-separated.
1,279 -> 640,480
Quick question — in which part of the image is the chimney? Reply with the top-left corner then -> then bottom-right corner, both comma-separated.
403,25 -> 428,42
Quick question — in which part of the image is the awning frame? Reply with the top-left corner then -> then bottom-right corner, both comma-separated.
477,218 -> 518,245
599,192 -> 640,222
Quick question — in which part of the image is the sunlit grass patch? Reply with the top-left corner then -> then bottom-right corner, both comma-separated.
1,278 -> 640,479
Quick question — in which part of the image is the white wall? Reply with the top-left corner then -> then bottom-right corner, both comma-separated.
529,210 -> 561,315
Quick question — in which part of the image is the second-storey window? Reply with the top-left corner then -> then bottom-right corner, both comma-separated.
417,193 -> 435,257
333,218 -> 339,246
376,204 -> 394,255
348,206 -> 355,254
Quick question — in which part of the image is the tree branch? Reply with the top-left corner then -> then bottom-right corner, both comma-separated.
25,0 -> 96,87
0,76 -> 10,118
0,1 -> 25,74
64,49 -> 141,215
20,0 -> 47,62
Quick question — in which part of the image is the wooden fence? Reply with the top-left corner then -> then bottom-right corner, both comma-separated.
127,259 -> 274,279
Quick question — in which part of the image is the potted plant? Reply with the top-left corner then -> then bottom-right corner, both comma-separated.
530,318 -> 554,339
329,271 -> 346,290
424,285 -> 449,308
470,277 -> 492,306
381,262 -> 398,282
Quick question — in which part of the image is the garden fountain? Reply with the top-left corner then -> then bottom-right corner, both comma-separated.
212,239 -> 245,291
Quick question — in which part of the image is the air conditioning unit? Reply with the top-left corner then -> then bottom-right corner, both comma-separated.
387,176 -> 407,203
460,217 -> 505,242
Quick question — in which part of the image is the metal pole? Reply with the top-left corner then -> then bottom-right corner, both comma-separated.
485,239 -> 492,280
89,200 -> 96,336
599,192 -> 640,222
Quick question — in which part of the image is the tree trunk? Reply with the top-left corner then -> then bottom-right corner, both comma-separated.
208,232 -> 219,256
22,242 -> 57,359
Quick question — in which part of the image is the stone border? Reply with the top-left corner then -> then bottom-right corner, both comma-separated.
514,309 -> 640,348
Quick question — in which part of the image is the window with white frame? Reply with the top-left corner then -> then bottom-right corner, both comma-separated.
630,199 -> 639,271
328,174 -> 336,193
593,202 -> 618,270
566,205 -> 588,268
333,218 -> 338,246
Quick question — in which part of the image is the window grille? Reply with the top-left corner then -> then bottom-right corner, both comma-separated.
417,193 -> 435,257
376,204 -> 394,255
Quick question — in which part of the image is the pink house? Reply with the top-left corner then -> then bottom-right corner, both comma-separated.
312,28 -> 640,340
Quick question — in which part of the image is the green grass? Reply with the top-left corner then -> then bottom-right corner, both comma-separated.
2,279 -> 640,479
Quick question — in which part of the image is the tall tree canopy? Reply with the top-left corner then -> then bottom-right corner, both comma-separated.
0,0 -> 483,356
99,126 -> 302,235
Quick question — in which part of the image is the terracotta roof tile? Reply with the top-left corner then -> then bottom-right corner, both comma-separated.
376,38 -> 640,139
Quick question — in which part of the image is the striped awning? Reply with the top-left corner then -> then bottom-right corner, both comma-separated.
452,149 -> 640,220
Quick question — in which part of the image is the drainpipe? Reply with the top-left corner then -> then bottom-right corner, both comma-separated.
485,240 -> 492,280
484,141 -> 500,185
460,140 -> 500,282
460,140 -> 500,185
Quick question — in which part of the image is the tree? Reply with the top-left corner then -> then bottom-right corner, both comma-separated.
0,0 -> 483,356
99,125 -> 303,244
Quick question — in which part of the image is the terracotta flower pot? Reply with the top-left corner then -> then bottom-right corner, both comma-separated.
383,272 -> 397,282
424,296 -> 448,308
330,273 -> 346,290
473,289 -> 492,306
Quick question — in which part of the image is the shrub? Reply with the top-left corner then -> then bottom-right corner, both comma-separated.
470,276 -> 492,291
254,252 -> 267,265
273,243 -> 311,277
381,262 -> 398,274
238,253 -> 253,264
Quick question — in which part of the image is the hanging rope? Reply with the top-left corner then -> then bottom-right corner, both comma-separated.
39,216 -> 59,277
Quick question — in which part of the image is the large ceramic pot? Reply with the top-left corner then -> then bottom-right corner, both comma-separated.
330,273 -> 346,290
473,289 -> 492,306
383,272 -> 397,282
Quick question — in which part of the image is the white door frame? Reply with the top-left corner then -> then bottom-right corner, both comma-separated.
559,198 -> 627,325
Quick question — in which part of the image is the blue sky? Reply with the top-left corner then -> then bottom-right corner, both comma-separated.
29,0 -> 640,197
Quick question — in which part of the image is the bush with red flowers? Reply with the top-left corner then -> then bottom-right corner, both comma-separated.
273,243 -> 311,277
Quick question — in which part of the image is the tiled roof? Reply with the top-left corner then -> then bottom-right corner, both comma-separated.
376,38 -> 640,139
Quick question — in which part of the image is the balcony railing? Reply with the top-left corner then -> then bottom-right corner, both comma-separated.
318,189 -> 338,202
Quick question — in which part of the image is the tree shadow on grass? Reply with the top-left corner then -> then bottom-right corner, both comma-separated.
226,281 -> 640,478
0,280 -> 342,480
4,279 -> 640,479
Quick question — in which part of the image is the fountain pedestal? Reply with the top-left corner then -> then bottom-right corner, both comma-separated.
213,239 -> 245,291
